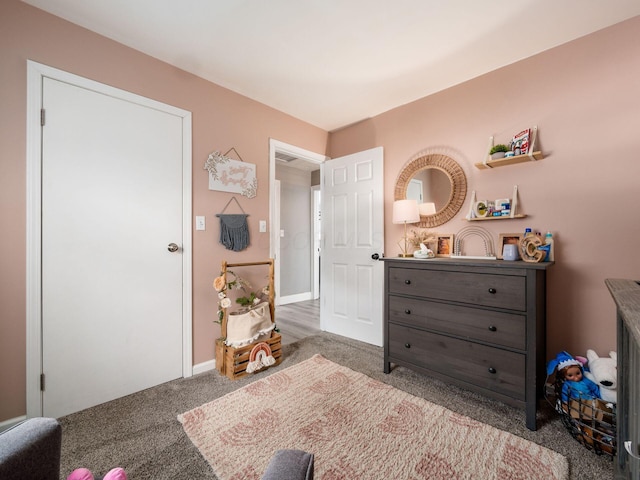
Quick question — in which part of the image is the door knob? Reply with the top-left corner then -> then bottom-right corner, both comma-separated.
168,243 -> 179,252
371,253 -> 380,260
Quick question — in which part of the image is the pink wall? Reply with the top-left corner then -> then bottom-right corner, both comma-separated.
0,0 -> 328,422
329,16 -> 640,362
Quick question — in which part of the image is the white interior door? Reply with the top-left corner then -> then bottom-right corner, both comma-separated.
321,147 -> 384,346
39,75 -> 187,418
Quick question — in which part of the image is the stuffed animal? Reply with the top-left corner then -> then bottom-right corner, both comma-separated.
583,349 -> 617,404
547,351 -> 600,403
574,355 -> 588,368
67,467 -> 127,480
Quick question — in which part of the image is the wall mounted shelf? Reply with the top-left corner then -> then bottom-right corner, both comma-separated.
475,151 -> 544,170
477,126 -> 544,169
467,213 -> 527,221
465,186 -> 524,221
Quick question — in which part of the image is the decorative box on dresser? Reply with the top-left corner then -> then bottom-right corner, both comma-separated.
383,257 -> 553,431
606,278 -> 640,479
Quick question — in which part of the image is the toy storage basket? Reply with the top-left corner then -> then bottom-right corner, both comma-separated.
215,259 -> 282,380
546,377 -> 617,456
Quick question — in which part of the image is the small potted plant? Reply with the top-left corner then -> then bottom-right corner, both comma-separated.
489,144 -> 510,160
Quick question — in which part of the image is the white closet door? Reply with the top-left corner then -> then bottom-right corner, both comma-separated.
42,77 -> 184,418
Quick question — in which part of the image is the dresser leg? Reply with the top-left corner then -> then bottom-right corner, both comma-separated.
384,361 -> 391,374
526,405 -> 537,431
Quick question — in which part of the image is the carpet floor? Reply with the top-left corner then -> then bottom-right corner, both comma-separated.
58,332 -> 614,479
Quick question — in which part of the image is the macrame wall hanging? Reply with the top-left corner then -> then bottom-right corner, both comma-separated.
204,147 -> 257,198
216,196 -> 250,252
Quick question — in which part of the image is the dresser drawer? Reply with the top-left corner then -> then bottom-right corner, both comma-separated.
388,323 -> 525,400
388,295 -> 526,350
388,267 -> 526,311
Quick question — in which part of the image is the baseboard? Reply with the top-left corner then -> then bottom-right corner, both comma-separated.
279,291 -> 313,305
0,415 -> 27,433
192,358 -> 216,376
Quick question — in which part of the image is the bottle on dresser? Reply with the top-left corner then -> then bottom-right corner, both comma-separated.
544,232 -> 555,261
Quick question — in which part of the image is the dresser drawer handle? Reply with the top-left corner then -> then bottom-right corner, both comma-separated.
488,367 -> 497,374
404,279 -> 411,285
404,309 -> 411,315
405,343 -> 411,349
488,288 -> 497,294
488,325 -> 497,332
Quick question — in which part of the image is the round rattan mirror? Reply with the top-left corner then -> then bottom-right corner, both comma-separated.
394,153 -> 467,228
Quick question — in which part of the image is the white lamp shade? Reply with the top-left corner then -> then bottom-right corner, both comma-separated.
392,199 -> 420,224
419,202 -> 437,216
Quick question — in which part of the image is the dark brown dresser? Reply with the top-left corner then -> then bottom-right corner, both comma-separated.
383,257 -> 553,430
606,278 -> 640,479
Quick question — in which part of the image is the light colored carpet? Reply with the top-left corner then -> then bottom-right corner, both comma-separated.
179,354 -> 568,480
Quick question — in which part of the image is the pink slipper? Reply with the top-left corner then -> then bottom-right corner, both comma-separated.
67,468 -> 94,480
102,468 -> 127,480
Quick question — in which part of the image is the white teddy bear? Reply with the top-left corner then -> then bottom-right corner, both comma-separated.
583,349 -> 617,404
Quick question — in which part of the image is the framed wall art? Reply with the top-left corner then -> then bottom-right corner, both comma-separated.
204,148 -> 257,198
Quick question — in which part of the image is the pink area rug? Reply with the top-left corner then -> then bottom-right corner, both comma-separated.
179,354 -> 568,480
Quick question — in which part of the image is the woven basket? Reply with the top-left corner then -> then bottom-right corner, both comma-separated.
546,378 -> 616,456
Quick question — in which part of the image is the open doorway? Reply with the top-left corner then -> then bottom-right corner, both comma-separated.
269,142 -> 385,346
269,140 -> 326,308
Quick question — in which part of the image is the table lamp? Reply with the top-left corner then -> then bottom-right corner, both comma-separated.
392,199 -> 420,257
419,202 -> 436,216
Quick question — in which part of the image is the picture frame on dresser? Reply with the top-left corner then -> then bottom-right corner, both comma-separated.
436,234 -> 454,257
497,233 -> 523,259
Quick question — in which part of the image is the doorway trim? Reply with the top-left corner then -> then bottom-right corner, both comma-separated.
312,185 -> 321,300
25,61 -> 193,417
268,140 -> 327,306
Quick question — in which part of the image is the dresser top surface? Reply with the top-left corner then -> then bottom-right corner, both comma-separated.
382,256 -> 554,270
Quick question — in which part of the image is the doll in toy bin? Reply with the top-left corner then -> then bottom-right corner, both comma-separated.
547,351 -> 600,403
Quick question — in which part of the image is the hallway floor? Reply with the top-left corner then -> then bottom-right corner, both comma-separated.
275,299 -> 321,345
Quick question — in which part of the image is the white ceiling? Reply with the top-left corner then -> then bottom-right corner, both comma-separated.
23,0 -> 640,131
